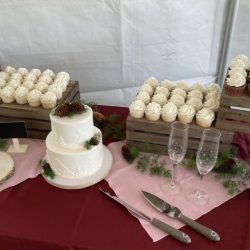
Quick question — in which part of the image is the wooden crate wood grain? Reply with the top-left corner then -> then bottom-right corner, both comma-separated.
126,115 -> 234,155
215,88 -> 250,134
0,81 -> 80,139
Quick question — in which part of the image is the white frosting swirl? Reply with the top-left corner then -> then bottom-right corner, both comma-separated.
138,83 -> 153,96
48,83 -> 62,93
129,100 -> 145,112
188,82 -> 205,92
171,88 -> 186,98
53,78 -> 68,91
0,71 -> 10,81
24,73 -> 37,82
30,69 -> 42,77
186,90 -> 203,100
186,97 -> 203,111
3,66 -> 16,75
144,77 -> 158,90
0,78 -> 6,88
205,91 -> 221,101
196,108 -> 214,120
1,86 -> 15,96
41,91 -> 57,102
151,93 -> 167,106
27,89 -> 42,100
145,102 -> 161,114
154,86 -> 170,97
22,81 -> 35,90
17,68 -> 29,76
203,99 -> 220,111
10,73 -> 22,81
226,72 -> 246,87
233,54 -> 249,63
178,104 -> 195,116
43,69 -> 55,79
14,86 -> 29,97
205,83 -> 220,93
135,91 -> 150,105
160,80 -> 174,91
161,102 -> 177,115
228,67 -> 247,77
38,75 -> 53,85
230,59 -> 248,70
56,71 -> 70,81
7,79 -> 21,89
35,81 -> 49,93
168,95 -> 185,107
175,81 -> 188,91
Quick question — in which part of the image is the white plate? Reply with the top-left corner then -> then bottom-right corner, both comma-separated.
0,152 -> 15,185
42,145 -> 113,189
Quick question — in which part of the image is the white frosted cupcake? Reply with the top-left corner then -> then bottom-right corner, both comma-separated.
171,88 -> 186,99
161,102 -> 177,122
186,97 -> 203,112
138,83 -> 153,96
154,86 -> 170,98
135,91 -> 151,105
43,69 -> 55,79
168,94 -> 185,108
228,67 -> 247,77
0,78 -> 6,88
0,86 -> 15,103
14,86 -> 29,104
160,79 -> 174,92
144,77 -> 158,90
175,80 -> 189,92
233,54 -> 249,63
202,99 -> 220,113
205,91 -> 221,101
3,66 -> 16,75
196,108 -> 215,127
0,71 -> 10,81
10,72 -> 22,81
56,71 -> 70,82
188,82 -> 205,93
186,90 -> 203,101
229,58 -> 248,70
27,89 -> 42,107
129,100 -> 145,118
24,73 -> 37,83
205,83 -> 221,95
145,102 -> 161,121
48,83 -> 63,100
7,79 -> 21,89
151,93 -> 167,106
22,80 -> 35,91
41,91 -> 57,109
53,78 -> 68,92
177,104 -> 195,123
17,68 -> 29,77
35,81 -> 49,94
30,68 -> 42,78
38,75 -> 53,85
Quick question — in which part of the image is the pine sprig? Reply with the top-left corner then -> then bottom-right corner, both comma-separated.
0,138 -> 6,150
39,159 -> 55,179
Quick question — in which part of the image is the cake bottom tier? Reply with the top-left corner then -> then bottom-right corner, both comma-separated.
45,127 -> 103,179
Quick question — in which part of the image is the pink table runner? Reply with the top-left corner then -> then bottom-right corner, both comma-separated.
106,140 -> 250,242
0,138 -> 46,192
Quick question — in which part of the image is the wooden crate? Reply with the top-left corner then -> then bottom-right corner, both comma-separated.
126,115 -> 234,155
215,87 -> 250,134
0,80 -> 80,139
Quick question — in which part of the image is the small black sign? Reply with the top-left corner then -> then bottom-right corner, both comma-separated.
0,121 -> 28,138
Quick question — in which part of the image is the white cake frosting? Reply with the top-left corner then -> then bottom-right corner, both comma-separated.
46,104 -> 103,180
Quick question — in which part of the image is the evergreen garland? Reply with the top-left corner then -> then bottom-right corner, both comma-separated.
0,138 -> 6,150
39,159 -> 55,179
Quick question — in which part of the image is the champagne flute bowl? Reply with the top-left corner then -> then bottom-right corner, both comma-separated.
161,121 -> 189,195
186,128 -> 221,206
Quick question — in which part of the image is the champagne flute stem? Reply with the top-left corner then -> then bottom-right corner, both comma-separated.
196,174 -> 204,198
170,163 -> 178,188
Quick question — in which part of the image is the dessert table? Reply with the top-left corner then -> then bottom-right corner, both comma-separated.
0,105 -> 250,250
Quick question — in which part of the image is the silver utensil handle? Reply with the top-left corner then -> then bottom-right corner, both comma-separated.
179,215 -> 220,241
151,218 -> 191,244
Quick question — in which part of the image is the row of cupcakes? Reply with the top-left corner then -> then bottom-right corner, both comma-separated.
224,54 -> 250,97
129,100 -> 215,128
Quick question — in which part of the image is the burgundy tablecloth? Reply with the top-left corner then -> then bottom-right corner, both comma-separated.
0,105 -> 250,250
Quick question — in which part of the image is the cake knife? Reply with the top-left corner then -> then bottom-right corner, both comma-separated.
141,190 -> 220,241
99,188 -> 191,244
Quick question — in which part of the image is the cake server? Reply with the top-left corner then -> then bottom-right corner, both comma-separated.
141,190 -> 220,241
99,188 -> 191,244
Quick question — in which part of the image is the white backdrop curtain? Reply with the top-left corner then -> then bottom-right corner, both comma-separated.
0,0 -> 249,107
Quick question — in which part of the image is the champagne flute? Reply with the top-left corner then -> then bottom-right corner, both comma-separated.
186,128 -> 221,206
161,121 -> 189,195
